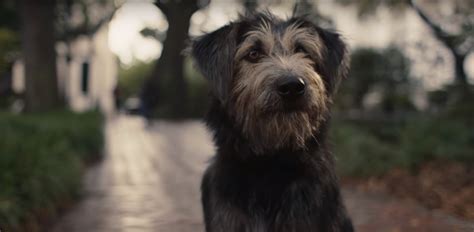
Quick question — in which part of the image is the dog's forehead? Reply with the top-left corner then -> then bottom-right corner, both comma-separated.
240,16 -> 316,50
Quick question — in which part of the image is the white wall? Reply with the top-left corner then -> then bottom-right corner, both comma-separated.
65,25 -> 118,114
12,23 -> 118,114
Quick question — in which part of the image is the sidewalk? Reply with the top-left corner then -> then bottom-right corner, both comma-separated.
52,115 -> 474,232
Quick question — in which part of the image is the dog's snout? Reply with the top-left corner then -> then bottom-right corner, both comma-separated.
276,76 -> 306,98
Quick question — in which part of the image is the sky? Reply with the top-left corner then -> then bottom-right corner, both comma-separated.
108,1 -> 165,65
108,0 -> 474,91
108,0 -> 242,65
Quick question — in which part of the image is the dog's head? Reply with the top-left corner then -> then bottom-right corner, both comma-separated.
192,12 -> 349,153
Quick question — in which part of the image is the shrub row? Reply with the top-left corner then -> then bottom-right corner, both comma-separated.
0,111 -> 103,231
332,115 -> 474,177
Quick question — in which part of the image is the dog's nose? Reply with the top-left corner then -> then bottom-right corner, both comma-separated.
276,76 -> 306,98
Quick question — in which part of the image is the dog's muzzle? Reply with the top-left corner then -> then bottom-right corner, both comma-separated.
276,76 -> 306,99
275,76 -> 308,111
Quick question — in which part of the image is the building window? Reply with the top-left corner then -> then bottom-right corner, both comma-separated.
81,61 -> 90,94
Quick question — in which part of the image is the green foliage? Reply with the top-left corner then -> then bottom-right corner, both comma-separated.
0,28 -> 19,73
337,48 -> 383,109
118,60 -> 154,99
398,117 -> 474,168
332,121 -> 400,177
0,111 -> 103,231
427,83 -> 474,112
0,0 -> 19,31
337,46 -> 415,112
333,115 -> 474,177
118,58 -> 210,118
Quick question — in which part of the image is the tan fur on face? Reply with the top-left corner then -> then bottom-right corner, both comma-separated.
229,21 -> 329,153
282,24 -> 324,60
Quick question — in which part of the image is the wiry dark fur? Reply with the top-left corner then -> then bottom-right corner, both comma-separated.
192,12 -> 353,232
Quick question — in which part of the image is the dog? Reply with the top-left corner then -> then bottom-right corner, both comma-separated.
191,11 -> 353,232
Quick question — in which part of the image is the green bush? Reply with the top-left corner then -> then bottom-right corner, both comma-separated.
398,117 -> 474,168
331,121 -> 400,177
118,60 -> 153,100
337,46 -> 415,112
332,116 -> 474,177
0,111 -> 103,231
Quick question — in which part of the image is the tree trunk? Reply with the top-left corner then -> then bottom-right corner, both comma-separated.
450,52 -> 472,101
454,53 -> 467,85
157,12 -> 191,117
142,1 -> 199,118
20,0 -> 61,112
409,0 -> 470,91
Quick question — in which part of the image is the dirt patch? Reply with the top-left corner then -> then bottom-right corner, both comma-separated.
342,161 -> 474,220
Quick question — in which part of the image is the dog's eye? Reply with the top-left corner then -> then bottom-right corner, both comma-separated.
246,49 -> 261,62
295,45 -> 307,54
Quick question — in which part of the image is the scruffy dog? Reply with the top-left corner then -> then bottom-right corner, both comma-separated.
191,12 -> 353,232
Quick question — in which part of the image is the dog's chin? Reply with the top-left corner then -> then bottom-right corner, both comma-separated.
244,109 -> 318,154
281,102 -> 310,113
263,98 -> 311,114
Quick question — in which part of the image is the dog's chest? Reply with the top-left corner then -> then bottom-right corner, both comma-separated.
214,158 -> 322,213
210,161 -> 327,231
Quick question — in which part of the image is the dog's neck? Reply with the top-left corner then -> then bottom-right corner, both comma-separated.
205,98 -> 331,160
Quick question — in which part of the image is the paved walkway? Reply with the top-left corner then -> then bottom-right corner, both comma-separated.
52,116 -> 474,232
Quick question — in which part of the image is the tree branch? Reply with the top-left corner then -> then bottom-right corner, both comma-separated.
409,0 -> 458,50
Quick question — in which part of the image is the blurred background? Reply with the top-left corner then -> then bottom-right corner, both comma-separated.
0,0 -> 473,231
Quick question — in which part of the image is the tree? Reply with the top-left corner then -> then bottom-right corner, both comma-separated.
141,0 -> 209,118
337,0 -> 474,95
408,0 -> 473,91
17,0 -> 117,112
20,0 -> 60,112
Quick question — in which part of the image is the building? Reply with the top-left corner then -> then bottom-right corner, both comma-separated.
12,3 -> 118,114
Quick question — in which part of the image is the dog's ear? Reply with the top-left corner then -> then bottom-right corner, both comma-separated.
292,17 -> 349,95
191,24 -> 237,103
305,26 -> 349,96
316,27 -> 350,95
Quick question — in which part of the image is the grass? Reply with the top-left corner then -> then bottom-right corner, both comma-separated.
0,111 -> 103,231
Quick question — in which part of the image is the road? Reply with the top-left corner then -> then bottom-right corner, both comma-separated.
52,116 -> 474,232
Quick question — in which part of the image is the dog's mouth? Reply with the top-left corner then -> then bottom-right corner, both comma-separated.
258,98 -> 311,116
281,97 -> 309,112
249,106 -> 317,153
